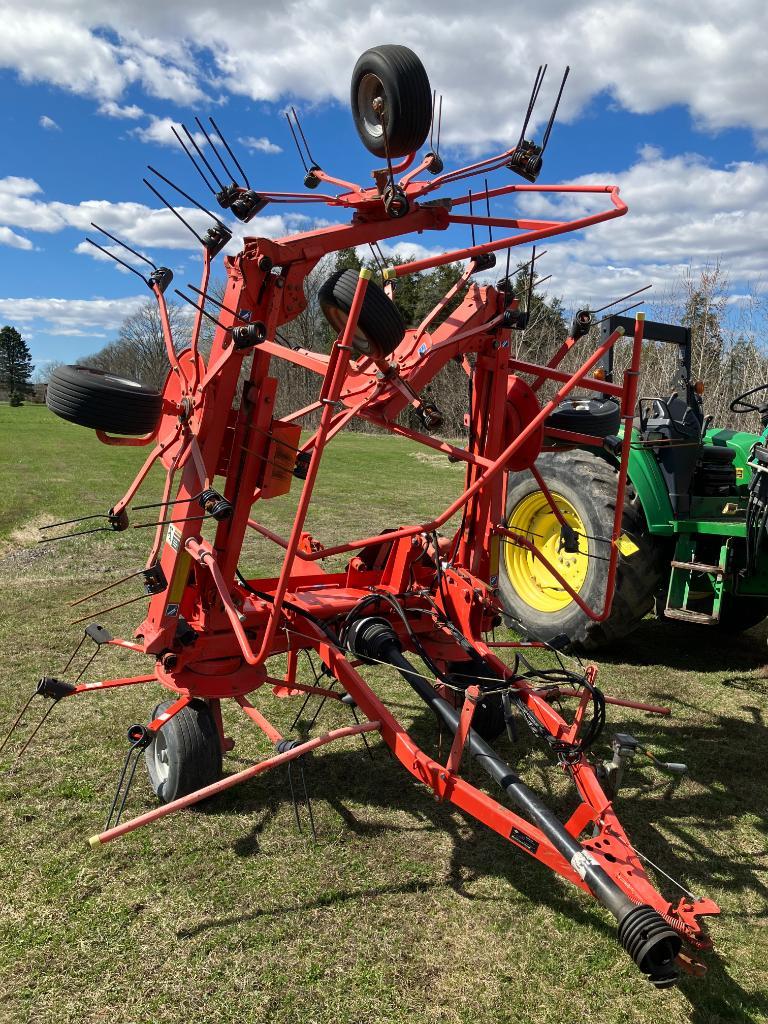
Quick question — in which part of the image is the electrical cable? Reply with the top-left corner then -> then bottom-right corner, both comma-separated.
235,568 -> 340,645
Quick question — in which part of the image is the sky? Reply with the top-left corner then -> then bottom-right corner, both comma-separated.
0,0 -> 766,373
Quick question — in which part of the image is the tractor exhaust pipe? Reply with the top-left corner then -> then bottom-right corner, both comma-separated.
345,617 -> 681,987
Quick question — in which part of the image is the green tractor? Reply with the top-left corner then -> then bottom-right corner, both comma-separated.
499,315 -> 768,650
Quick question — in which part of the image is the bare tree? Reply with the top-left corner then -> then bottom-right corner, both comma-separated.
80,258 -> 768,438
84,300 -> 193,389
33,360 -> 65,384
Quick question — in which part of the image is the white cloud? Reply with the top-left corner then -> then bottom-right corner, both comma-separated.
0,8 -> 204,106
73,239 -> 155,273
130,116 -> 205,148
0,176 -> 317,256
0,2 -> 766,144
0,296 -> 148,337
0,11 -> 126,100
98,100 -> 145,120
38,115 -> 60,131
0,226 -> 33,249
507,151 -> 768,306
118,44 -> 204,105
238,135 -> 282,155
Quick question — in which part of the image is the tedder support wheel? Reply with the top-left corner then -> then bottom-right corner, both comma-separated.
145,700 -> 222,804
499,451 -> 665,651
350,44 -> 432,158
545,396 -> 621,437
319,268 -> 406,358
46,365 -> 163,435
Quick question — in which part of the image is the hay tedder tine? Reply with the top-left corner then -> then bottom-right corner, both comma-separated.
89,722 -> 381,848
25,44 -> 720,989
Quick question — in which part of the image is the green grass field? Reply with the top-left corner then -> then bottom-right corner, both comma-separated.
1,404 -> 767,1024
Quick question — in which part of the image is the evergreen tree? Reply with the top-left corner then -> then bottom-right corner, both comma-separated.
681,263 -> 727,382
333,247 -> 363,274
509,263 -> 568,362
387,259 -> 464,326
0,325 -> 34,406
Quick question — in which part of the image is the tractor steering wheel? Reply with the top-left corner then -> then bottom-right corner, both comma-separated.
730,383 -> 768,415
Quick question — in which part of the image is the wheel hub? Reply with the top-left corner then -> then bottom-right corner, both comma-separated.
504,490 -> 589,612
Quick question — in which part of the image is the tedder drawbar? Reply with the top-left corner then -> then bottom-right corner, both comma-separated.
4,45 -> 719,986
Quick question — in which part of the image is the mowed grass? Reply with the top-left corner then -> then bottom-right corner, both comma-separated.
1,404 -> 767,1024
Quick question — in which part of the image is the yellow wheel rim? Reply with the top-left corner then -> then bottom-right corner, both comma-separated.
504,490 -> 589,612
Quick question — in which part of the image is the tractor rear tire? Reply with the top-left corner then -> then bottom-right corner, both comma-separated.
144,699 -> 222,804
319,268 -> 405,358
499,451 -> 666,651
350,45 -> 432,158
47,365 -> 163,435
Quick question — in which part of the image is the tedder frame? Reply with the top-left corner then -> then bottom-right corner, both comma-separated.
5,46 -> 719,989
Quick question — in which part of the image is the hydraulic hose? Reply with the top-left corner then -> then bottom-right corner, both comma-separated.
344,616 -> 682,987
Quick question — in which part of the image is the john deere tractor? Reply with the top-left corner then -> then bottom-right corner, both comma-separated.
499,315 -> 768,650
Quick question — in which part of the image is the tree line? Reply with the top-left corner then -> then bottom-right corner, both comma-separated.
22,254 -> 768,435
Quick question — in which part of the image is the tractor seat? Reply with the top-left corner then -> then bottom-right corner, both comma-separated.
700,444 -> 735,465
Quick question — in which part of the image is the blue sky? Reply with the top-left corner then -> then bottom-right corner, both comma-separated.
0,1 -> 765,373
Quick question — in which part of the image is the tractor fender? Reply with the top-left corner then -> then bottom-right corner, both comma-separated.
595,427 -> 675,534
623,429 -> 675,534
546,428 -> 675,534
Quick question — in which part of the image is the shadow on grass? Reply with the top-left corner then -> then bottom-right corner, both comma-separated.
180,692 -> 768,1022
596,616 -> 768,673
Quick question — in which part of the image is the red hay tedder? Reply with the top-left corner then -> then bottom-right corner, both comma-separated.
4,45 -> 719,987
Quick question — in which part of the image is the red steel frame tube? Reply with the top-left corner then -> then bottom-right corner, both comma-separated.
39,154 -> 718,961
24,102 -> 721,970
509,357 -> 624,397
89,721 -> 381,847
498,316 -> 644,623
236,695 -> 284,743
298,324 -> 628,562
248,269 -> 370,664
386,187 -> 627,277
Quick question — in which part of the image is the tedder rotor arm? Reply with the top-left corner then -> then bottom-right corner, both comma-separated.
25,42 -> 723,995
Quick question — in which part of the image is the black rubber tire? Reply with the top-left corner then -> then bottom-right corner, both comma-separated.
545,397 -> 621,438
47,365 -> 163,435
717,596 -> 768,632
144,699 -> 222,804
350,44 -> 432,158
318,268 -> 405,358
499,452 -> 667,651
444,658 -> 506,743
658,592 -> 768,632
